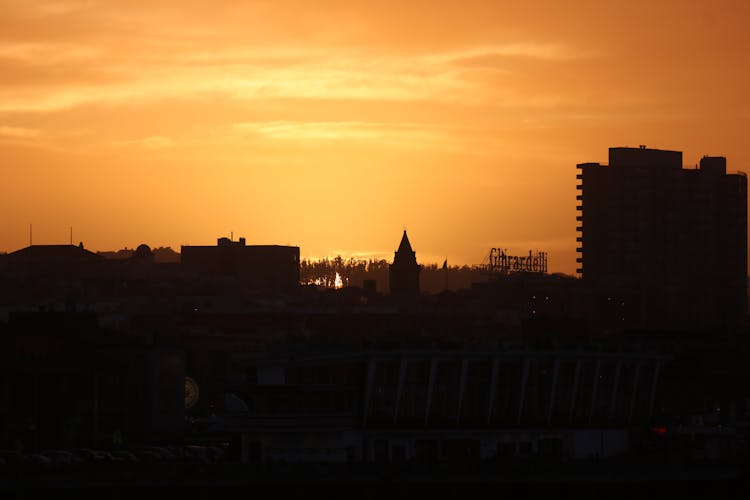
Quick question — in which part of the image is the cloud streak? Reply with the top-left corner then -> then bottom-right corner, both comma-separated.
0,126 -> 40,139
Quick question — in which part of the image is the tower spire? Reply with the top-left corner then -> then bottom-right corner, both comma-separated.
390,230 -> 420,298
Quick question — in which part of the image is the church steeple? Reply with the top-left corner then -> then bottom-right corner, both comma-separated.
390,230 -> 420,297
394,230 -> 417,266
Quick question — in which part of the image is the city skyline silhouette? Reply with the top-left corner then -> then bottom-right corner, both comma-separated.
2,1 -> 750,495
5,144 -> 749,276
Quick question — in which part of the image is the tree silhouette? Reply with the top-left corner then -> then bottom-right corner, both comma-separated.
300,257 -> 486,293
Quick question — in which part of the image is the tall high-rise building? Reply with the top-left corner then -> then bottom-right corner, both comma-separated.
576,146 -> 747,329
389,230 -> 421,297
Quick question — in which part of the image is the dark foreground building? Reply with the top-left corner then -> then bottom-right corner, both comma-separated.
0,312 -> 185,452
576,146 -> 747,329
181,236 -> 300,292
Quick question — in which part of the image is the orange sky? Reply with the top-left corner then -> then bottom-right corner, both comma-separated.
1,0 -> 749,274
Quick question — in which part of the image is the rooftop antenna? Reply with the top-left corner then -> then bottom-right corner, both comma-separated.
230,231 -> 233,241
70,226 -> 73,245
29,224 -> 32,246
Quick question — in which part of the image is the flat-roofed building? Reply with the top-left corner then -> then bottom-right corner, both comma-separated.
181,236 -> 300,292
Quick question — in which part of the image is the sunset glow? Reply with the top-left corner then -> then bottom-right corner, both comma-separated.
2,0 -> 749,273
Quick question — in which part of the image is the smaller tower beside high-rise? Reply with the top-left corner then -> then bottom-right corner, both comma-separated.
389,230 -> 421,297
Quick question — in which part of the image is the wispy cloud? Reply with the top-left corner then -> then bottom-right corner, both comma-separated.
0,27 -> 586,113
438,43 -> 596,65
0,42 -> 103,63
109,135 -> 174,149
0,126 -> 40,139
26,0 -> 93,16
231,120 -> 483,154
234,120 -> 448,141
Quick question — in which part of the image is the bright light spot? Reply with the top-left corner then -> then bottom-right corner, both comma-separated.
334,272 -> 343,289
